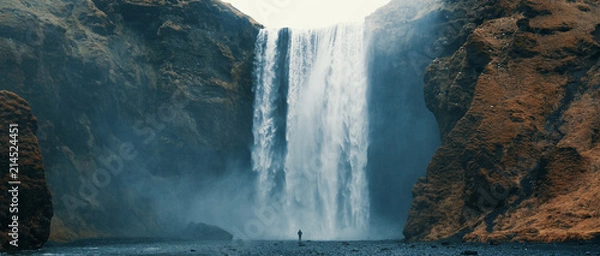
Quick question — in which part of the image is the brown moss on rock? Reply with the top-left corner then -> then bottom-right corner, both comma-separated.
404,0 -> 600,243
0,90 -> 53,251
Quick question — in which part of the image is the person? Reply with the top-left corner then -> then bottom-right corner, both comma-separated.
297,229 -> 303,243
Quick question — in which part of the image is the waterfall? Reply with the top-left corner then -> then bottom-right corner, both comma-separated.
252,23 -> 370,240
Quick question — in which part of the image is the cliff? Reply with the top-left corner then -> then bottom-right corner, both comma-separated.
0,91 -> 53,251
397,0 -> 600,243
365,0 -> 443,237
0,0 -> 260,241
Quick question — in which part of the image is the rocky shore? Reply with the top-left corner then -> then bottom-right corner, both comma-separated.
35,239 -> 600,256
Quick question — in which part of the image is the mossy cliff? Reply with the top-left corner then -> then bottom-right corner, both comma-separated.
370,0 -> 600,243
0,0 -> 260,241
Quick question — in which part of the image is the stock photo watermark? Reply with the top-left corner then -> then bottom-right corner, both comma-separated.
7,123 -> 20,247
229,4 -> 467,242
10,0 -> 534,245
60,89 -> 191,219
230,157 -> 322,241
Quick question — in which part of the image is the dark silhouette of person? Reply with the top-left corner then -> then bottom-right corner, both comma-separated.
297,229 -> 303,243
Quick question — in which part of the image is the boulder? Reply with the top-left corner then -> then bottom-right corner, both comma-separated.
180,222 -> 233,241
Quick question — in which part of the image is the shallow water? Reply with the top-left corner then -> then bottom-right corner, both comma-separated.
11,239 -> 600,256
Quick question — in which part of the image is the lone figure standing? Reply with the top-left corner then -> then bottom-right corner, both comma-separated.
297,229 -> 303,243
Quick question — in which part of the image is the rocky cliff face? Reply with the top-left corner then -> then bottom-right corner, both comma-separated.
365,0 -> 443,237
0,0 -> 260,241
0,91 -> 53,251
401,0 -> 600,243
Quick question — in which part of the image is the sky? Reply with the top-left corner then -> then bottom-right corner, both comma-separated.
222,0 -> 392,29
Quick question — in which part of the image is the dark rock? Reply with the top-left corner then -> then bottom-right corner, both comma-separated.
593,24 -> 600,43
518,1 -> 552,18
516,18 -> 531,32
180,222 -> 233,241
0,91 -> 53,251
364,0 -> 443,236
0,0 -> 260,242
489,240 -> 501,246
461,250 -> 478,255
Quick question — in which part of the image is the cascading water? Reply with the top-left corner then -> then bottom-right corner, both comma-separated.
251,23 -> 370,240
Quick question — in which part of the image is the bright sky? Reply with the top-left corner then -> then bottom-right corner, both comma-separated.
222,0 -> 392,29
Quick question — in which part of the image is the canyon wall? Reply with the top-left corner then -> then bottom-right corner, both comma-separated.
0,0 -> 260,241
2,0 -> 598,245
397,0 -> 600,243
365,0 -> 443,238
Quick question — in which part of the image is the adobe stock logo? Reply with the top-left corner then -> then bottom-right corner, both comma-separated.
229,153 -> 326,241
60,88 -> 191,219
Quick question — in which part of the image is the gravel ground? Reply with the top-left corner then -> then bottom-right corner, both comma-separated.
26,239 -> 600,255
223,240 -> 600,256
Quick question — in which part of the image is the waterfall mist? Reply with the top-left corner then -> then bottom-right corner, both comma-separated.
365,0 -> 442,239
177,1 -> 442,241
246,2 -> 442,237
251,24 -> 371,240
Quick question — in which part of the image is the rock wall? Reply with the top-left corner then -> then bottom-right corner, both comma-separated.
365,0 -> 443,237
0,91 -> 53,251
403,0 -> 600,243
0,0 -> 260,241
3,0 -> 597,245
